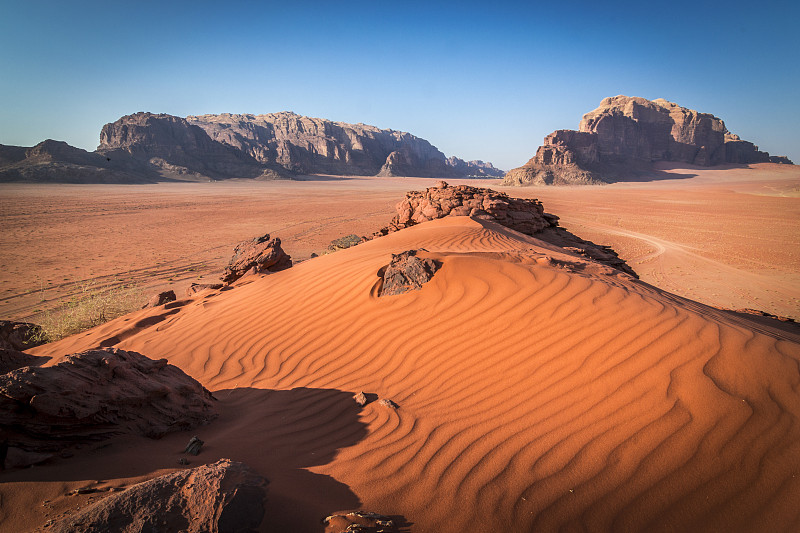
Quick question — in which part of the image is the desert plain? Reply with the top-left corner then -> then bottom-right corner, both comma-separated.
1,162 -> 799,532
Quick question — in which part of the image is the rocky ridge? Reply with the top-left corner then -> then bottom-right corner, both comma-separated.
369,181 -> 637,277
504,96 -> 793,185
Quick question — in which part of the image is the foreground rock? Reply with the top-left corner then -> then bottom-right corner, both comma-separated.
369,182 -> 637,277
324,511 -> 397,533
380,250 -> 441,297
220,234 -> 293,284
0,348 -> 217,453
371,181 -> 558,238
504,96 -> 794,185
0,320 -> 43,351
49,459 -> 267,533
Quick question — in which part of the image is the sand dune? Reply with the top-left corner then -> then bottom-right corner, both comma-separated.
7,215 -> 798,532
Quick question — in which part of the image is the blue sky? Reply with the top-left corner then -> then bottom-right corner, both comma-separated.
1,0 -> 798,170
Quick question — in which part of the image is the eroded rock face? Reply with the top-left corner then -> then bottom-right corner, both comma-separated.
371,181 -> 558,237
380,250 -> 441,297
0,348 -> 217,452
221,234 -> 292,284
504,96 -> 793,185
49,459 -> 267,533
186,112 -> 504,178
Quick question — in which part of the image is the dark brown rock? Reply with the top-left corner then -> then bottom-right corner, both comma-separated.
0,348 -> 217,452
221,234 -> 292,284
328,234 -> 362,252
185,283 -> 224,297
0,349 -> 46,374
380,251 -> 440,297
504,96 -> 793,185
143,290 -> 176,308
184,436 -> 204,456
48,459 -> 267,533
0,320 -> 44,351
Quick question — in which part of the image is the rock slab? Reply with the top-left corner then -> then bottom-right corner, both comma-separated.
0,348 -> 217,452
380,251 -> 441,297
49,459 -> 267,533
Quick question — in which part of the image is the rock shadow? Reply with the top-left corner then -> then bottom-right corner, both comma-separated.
1,386 -> 371,533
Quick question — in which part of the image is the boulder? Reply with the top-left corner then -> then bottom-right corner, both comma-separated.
221,234 -> 292,284
504,96 -> 793,185
143,290 -> 176,308
0,321 -> 43,351
0,348 -> 217,453
49,459 -> 267,533
380,251 -> 441,297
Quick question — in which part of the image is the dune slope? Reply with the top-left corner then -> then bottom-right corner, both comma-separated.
20,216 -> 800,532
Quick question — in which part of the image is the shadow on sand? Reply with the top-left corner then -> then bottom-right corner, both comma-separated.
0,386 -> 400,532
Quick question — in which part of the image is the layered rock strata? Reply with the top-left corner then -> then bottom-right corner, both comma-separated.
504,96 -> 793,185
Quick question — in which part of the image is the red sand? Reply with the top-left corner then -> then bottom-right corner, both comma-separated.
1,164 -> 799,532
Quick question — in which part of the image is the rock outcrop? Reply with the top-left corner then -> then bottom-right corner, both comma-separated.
324,510 -> 397,533
221,234 -> 292,284
504,96 -> 793,185
0,348 -> 217,453
49,459 -> 267,533
371,181 -> 558,238
379,250 -> 441,297
369,182 -> 637,277
0,320 -> 43,351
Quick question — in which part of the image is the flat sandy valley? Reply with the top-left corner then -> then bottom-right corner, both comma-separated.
2,163 -> 800,533
2,163 -> 798,322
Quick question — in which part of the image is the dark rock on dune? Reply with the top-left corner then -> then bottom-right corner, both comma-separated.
504,96 -> 793,185
48,459 -> 268,533
328,234 -> 363,252
380,250 -> 441,297
0,349 -> 46,374
221,234 -> 292,284
186,283 -> 224,297
0,320 -> 44,351
143,290 -> 176,308
0,348 -> 217,453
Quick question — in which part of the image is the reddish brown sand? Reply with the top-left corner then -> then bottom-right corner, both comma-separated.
1,164 -> 799,532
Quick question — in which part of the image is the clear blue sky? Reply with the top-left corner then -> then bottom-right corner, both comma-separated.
1,0 -> 798,170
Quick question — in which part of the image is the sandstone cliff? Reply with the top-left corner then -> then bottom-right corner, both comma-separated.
504,96 -> 793,185
185,112 -> 504,178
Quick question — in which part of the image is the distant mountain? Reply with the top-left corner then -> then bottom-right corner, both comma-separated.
504,96 -> 793,186
0,139 -> 156,183
1,113 -> 504,183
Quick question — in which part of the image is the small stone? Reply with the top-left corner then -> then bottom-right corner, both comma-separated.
378,399 -> 399,409
178,457 -> 189,466
184,436 -> 204,456
354,392 -> 367,406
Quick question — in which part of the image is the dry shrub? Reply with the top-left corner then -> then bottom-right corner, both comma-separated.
34,281 -> 145,343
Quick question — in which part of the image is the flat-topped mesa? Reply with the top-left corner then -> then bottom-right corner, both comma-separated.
504,95 -> 793,185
